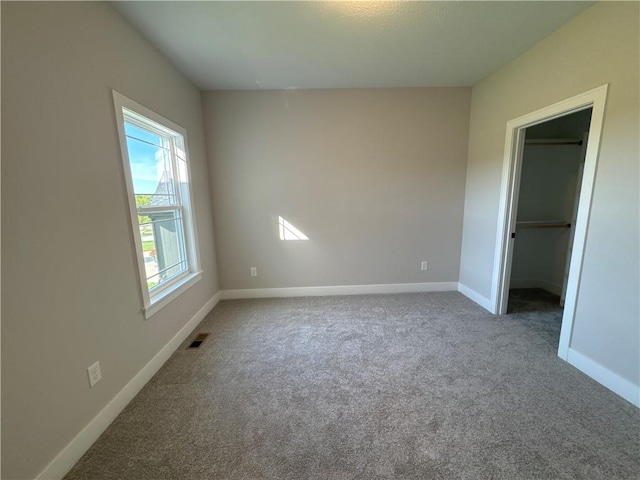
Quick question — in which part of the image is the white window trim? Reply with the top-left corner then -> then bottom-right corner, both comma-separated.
113,91 -> 202,319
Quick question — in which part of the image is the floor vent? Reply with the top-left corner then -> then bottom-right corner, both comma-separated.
188,333 -> 209,349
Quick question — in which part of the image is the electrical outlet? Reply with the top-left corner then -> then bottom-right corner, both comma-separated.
421,261 -> 429,271
250,267 -> 257,277
87,361 -> 102,387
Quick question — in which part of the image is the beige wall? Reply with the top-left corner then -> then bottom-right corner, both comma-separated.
1,3 -> 219,478
203,88 -> 471,290
459,2 -> 639,385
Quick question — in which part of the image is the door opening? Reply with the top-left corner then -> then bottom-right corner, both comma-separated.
507,110 -> 591,321
490,85 -> 608,360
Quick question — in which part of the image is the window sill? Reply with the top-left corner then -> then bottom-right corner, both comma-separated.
144,271 -> 202,319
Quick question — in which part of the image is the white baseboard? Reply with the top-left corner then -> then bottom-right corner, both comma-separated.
457,283 -> 493,312
509,278 -> 540,289
538,279 -> 562,296
36,292 -> 222,480
220,282 -> 458,300
510,278 -> 563,296
566,348 -> 640,408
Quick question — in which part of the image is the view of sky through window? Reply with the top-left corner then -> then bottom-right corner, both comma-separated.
125,123 -> 171,194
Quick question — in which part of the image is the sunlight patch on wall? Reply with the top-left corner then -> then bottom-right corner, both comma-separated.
279,216 -> 309,241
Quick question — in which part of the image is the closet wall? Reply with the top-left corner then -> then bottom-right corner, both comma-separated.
510,110 -> 591,295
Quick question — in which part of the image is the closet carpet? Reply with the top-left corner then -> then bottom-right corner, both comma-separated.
65,291 -> 639,479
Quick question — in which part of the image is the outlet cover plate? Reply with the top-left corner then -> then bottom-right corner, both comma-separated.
87,361 -> 102,387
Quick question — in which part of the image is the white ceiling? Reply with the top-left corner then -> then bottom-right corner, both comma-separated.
113,1 -> 595,90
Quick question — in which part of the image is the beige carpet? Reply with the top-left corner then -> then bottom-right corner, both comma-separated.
65,291 -> 640,479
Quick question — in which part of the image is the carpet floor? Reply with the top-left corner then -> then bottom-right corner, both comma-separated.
65,291 -> 640,479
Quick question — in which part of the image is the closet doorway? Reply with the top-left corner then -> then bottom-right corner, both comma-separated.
491,85 -> 608,359
509,109 -> 592,314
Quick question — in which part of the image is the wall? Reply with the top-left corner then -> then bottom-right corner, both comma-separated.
2,3 -> 219,478
459,2 -> 639,388
203,88 -> 471,290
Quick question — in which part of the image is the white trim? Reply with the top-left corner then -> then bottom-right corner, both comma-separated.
35,293 -> 221,480
556,87 -> 607,359
508,279 -> 540,290
489,85 -> 608,363
509,279 -> 563,296
112,90 -> 202,320
491,126 -> 526,315
220,282 -> 458,300
566,349 -> 640,408
457,283 -> 492,312
145,271 -> 202,318
534,279 -> 562,296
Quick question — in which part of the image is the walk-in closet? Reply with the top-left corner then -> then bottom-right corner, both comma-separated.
508,108 -> 593,314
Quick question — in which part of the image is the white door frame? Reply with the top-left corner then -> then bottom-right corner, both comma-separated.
490,84 -> 608,360
560,132 -> 589,307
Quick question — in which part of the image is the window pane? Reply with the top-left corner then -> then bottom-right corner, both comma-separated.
173,135 -> 185,153
138,210 -> 187,290
125,122 -> 163,148
125,129 -> 176,201
135,193 -> 177,208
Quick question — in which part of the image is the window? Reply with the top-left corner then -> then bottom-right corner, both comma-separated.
113,92 -> 201,318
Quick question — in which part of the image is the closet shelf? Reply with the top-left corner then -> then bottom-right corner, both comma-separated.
516,220 -> 571,229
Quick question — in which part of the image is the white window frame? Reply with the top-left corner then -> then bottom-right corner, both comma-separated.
113,91 -> 202,319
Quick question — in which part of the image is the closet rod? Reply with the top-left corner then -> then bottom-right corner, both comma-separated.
516,221 -> 571,229
524,140 -> 583,146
